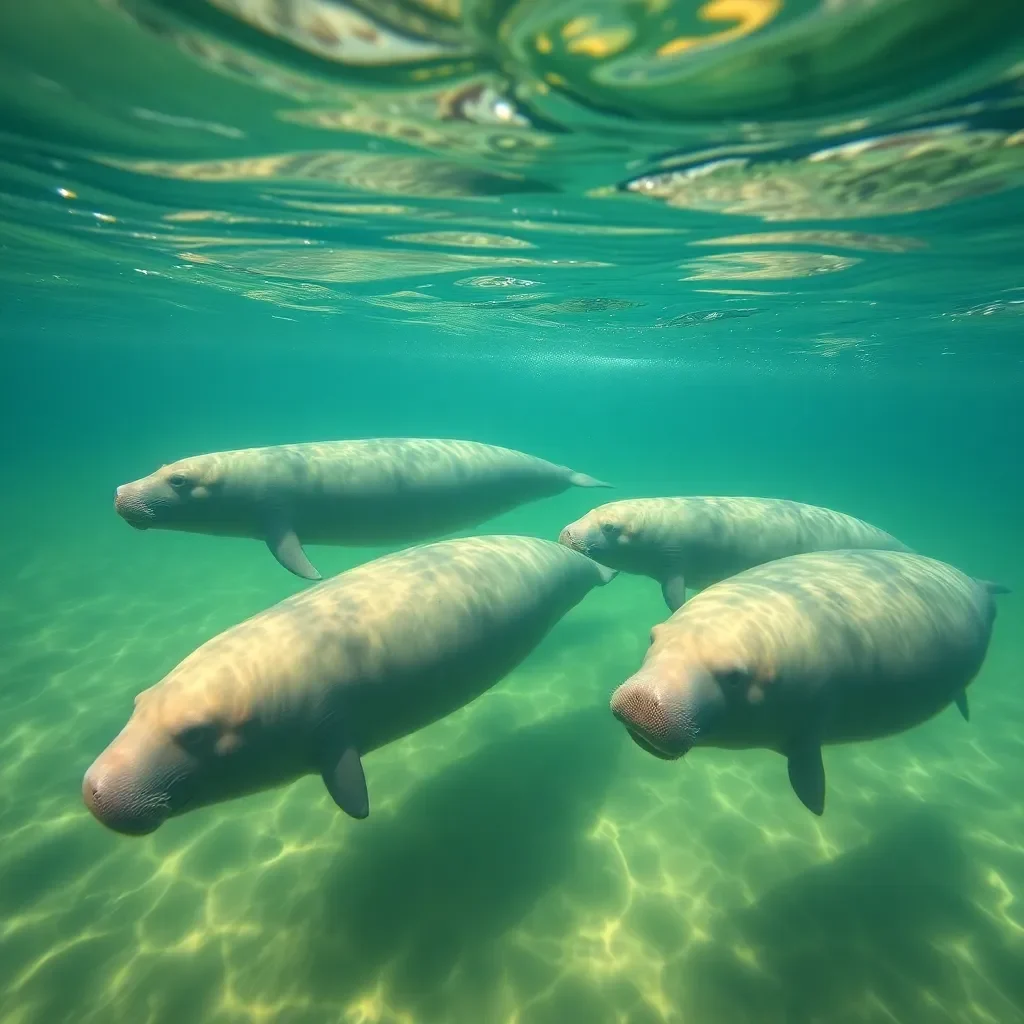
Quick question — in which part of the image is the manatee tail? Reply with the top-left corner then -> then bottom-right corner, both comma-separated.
977,579 -> 1011,596
569,472 -> 613,489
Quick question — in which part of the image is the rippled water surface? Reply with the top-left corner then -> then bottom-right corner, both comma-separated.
3,0 -> 1023,363
1,3 -> 1023,1023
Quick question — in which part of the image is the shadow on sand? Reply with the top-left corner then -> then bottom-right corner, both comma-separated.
299,703 -> 625,1016
670,805 -> 1024,1024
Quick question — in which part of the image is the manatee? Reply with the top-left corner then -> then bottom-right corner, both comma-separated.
558,496 -> 910,611
115,438 -> 612,580
609,549 -> 1009,815
82,535 -> 616,835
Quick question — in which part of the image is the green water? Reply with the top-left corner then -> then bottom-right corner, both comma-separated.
2,2 -> 1024,1023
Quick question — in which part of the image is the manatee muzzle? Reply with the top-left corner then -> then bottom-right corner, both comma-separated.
624,726 -> 681,761
82,759 -> 170,836
558,524 -> 592,556
114,485 -> 156,530
610,672 -> 700,759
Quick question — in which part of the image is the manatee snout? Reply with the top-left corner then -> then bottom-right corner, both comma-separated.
558,516 -> 601,556
557,523 -> 579,549
559,511 -> 631,562
82,769 -> 165,835
114,482 -> 158,530
611,666 -> 719,759
82,730 -> 179,836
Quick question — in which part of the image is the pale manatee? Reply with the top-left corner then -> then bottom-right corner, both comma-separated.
558,496 -> 910,611
115,437 -> 612,580
82,535 -> 617,836
608,549 -> 1009,815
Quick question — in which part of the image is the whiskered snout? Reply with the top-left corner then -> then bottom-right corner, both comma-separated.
610,671 -> 702,760
558,524 -> 580,549
82,758 -> 168,836
114,484 -> 155,530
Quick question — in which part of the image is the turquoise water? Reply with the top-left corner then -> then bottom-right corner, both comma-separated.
2,3 -> 1023,1023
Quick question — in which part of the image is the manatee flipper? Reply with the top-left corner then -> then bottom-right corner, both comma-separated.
320,742 -> 369,819
266,519 -> 321,580
661,575 -> 688,612
977,579 -> 1011,596
786,740 -> 826,816
569,472 -> 613,488
954,691 -> 970,722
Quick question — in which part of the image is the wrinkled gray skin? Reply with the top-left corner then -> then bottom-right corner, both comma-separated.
609,549 -> 1008,816
115,438 -> 611,580
558,496 -> 910,611
82,535 -> 617,836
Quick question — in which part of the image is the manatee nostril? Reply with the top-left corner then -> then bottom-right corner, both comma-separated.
82,771 -> 103,815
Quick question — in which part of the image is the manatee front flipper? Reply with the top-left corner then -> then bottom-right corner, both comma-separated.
661,575 -> 688,612
954,691 -> 970,722
320,742 -> 369,819
568,472 -> 613,488
266,519 -> 321,580
786,740 -> 826,816
976,579 -> 1011,596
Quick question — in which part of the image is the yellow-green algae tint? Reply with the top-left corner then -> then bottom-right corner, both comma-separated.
1,1 -> 1023,1020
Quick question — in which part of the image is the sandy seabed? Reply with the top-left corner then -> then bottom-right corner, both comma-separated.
0,512 -> 1021,1024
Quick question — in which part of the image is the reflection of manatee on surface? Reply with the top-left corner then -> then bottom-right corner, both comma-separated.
531,297 -> 644,314
100,150 -> 557,199
115,437 -> 612,579
204,0 -> 470,68
654,307 -> 760,327
161,244 -> 609,286
559,496 -> 910,611
678,251 -> 860,281
689,230 -> 926,253
455,274 -> 541,288
388,230 -> 536,249
279,79 -> 550,165
82,535 -> 618,837
615,127 -> 1024,220
609,549 -> 1009,815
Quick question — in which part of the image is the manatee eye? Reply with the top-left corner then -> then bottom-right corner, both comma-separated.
176,723 -> 218,753
168,473 -> 190,489
719,668 -> 749,689
601,522 -> 621,538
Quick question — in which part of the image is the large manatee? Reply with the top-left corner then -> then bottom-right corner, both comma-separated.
609,549 -> 1008,815
115,437 -> 611,580
559,496 -> 910,610
82,535 -> 617,836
